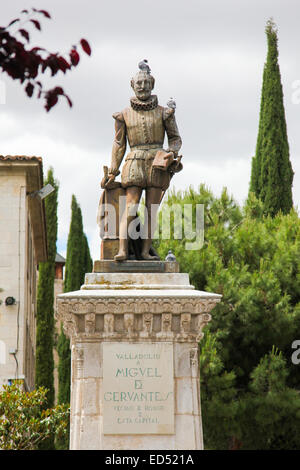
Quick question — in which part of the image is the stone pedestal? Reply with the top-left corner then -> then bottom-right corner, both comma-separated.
56,263 -> 221,450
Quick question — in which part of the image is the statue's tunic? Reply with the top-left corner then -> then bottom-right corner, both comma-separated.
110,95 -> 182,190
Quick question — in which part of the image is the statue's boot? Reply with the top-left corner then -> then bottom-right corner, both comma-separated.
114,238 -> 128,261
141,238 -> 160,260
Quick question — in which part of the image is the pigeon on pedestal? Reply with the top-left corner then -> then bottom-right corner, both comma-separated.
165,250 -> 176,262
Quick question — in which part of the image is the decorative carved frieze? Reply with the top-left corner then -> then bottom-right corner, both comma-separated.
85,313 -> 96,335
142,313 -> 153,336
56,295 -> 219,343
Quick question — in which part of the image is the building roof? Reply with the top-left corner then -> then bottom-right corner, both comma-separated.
0,155 -> 43,188
0,155 -> 42,163
55,253 -> 66,264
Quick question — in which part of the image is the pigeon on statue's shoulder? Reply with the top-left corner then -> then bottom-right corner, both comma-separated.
167,97 -> 176,109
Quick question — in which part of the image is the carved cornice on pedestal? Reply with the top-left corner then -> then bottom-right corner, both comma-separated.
56,294 -> 220,343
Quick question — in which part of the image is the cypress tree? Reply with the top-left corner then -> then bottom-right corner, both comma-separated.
58,195 -> 93,405
250,70 -> 266,196
57,325 -> 71,405
35,167 -> 58,408
82,233 -> 93,280
64,195 -> 85,293
249,19 -> 294,216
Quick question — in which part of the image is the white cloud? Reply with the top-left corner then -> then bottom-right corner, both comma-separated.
168,158 -> 251,205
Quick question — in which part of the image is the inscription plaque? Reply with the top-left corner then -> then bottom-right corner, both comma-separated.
102,342 -> 174,434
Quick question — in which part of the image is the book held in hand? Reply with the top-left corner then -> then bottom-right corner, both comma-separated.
152,150 -> 174,171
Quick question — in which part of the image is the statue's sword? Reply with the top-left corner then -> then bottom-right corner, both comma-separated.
159,155 -> 182,204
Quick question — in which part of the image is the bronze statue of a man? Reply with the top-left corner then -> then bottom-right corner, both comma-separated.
104,63 -> 183,261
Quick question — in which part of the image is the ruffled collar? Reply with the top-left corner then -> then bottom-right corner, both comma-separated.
130,95 -> 158,111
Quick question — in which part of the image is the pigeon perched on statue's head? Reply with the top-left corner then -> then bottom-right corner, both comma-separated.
138,59 -> 151,74
167,97 -> 176,109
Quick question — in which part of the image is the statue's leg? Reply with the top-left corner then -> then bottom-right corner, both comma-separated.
141,187 -> 163,260
115,186 -> 142,261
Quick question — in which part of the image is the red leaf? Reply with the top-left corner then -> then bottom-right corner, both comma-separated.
45,96 -> 58,111
53,86 -> 64,95
38,10 -> 51,19
30,47 -> 45,52
4,61 -> 23,79
80,38 -> 91,56
18,29 -> 30,42
8,18 -> 20,27
41,60 -> 47,73
70,49 -> 80,66
30,19 -> 41,31
65,94 -> 73,108
26,55 -> 40,79
45,90 -> 58,112
58,56 -> 71,73
25,82 -> 34,97
42,54 -> 61,76
44,86 -> 66,111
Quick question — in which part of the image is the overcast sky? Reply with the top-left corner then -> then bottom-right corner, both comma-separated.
1,0 -> 299,260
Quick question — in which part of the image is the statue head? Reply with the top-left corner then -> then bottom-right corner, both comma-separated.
131,71 -> 155,101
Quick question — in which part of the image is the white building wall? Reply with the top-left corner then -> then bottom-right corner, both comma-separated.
0,170 -> 29,388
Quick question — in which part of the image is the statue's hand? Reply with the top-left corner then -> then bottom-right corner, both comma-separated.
101,167 -> 121,189
169,155 -> 183,174
105,173 -> 116,187
164,151 -> 174,164
167,149 -> 177,158
100,173 -> 115,189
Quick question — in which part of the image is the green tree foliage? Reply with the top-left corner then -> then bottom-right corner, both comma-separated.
57,325 -> 71,406
239,348 -> 300,449
200,331 -> 239,450
82,233 -> 93,283
58,195 -> 93,405
0,381 -> 69,450
155,184 -> 242,290
35,168 -> 58,409
156,185 -> 300,448
64,195 -> 85,293
250,18 -> 294,216
205,204 -> 300,387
